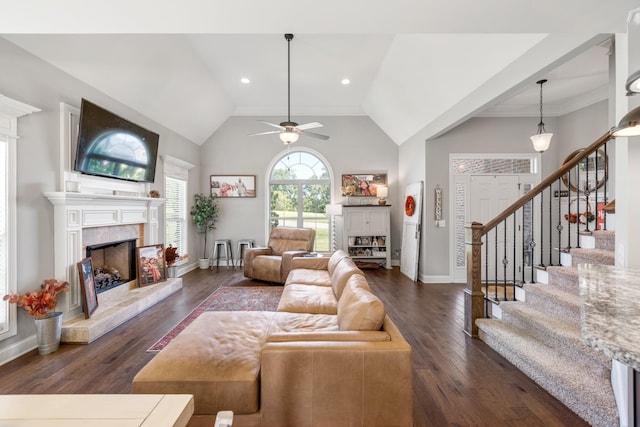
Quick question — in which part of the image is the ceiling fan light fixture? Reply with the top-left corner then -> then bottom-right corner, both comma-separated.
280,131 -> 299,144
530,79 -> 552,152
249,33 -> 329,142
625,69 -> 640,95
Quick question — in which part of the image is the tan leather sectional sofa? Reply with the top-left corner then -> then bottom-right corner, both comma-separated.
132,250 -> 413,427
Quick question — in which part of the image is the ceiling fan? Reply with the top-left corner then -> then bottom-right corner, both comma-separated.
249,33 -> 329,145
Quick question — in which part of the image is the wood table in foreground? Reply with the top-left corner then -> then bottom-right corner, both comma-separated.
0,394 -> 194,426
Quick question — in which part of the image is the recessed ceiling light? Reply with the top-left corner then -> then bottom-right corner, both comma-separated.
241,77 -> 251,84
341,78 -> 351,85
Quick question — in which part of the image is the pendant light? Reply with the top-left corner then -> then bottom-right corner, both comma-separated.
530,79 -> 553,152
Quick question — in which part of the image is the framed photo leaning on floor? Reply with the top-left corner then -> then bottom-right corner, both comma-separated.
77,257 -> 99,319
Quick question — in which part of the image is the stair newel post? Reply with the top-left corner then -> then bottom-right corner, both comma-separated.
567,168 -> 572,249
464,222 -> 484,337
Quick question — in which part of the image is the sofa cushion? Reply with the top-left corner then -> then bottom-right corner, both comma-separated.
327,249 -> 349,276
285,268 -> 331,287
269,311 -> 339,334
277,283 -> 338,314
337,275 -> 385,331
331,257 -> 364,300
132,311 -> 275,415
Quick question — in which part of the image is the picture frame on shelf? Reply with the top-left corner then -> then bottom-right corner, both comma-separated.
77,257 -> 99,319
137,244 -> 166,287
341,174 -> 387,197
210,175 -> 256,198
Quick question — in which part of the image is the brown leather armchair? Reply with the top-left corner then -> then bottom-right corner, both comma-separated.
243,227 -> 315,284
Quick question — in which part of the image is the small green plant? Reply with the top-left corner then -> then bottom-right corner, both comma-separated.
190,193 -> 220,259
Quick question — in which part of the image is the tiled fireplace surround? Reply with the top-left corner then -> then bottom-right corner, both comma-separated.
44,192 -> 182,343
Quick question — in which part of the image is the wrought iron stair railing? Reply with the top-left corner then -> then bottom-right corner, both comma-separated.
464,132 -> 611,337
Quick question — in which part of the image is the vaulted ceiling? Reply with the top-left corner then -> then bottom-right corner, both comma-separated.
3,1 -> 638,145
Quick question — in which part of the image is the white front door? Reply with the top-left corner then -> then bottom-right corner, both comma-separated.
401,182 -> 423,281
469,175 -> 522,282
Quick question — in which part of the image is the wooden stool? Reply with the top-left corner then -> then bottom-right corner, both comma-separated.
211,239 -> 233,269
236,239 -> 255,266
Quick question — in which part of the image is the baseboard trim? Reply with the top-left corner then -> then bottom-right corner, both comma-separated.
0,335 -> 37,366
420,274 -> 454,284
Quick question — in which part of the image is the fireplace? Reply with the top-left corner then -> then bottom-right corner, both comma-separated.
86,239 -> 137,294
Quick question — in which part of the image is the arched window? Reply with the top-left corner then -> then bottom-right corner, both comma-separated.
269,150 -> 332,252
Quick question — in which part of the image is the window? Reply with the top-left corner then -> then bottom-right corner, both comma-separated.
0,96 -> 39,341
269,150 -> 332,252
0,133 -> 12,340
163,156 -> 195,260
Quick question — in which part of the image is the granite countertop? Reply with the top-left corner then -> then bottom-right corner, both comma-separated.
579,264 -> 640,370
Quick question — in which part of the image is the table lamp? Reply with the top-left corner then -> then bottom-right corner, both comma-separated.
377,186 -> 388,205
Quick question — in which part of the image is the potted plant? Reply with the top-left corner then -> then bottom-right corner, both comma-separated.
3,279 -> 70,355
190,193 -> 220,269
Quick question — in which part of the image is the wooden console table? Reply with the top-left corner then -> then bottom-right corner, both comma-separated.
0,394 -> 194,426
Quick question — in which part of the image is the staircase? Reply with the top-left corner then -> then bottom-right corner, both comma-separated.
476,230 -> 619,427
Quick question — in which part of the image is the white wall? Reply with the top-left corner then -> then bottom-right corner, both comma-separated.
199,115 -> 401,259
0,37 -> 202,353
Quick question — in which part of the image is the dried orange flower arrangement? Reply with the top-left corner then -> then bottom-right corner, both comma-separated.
3,279 -> 69,318
165,245 -> 188,266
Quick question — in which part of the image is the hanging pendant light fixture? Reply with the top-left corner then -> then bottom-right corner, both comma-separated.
530,79 -> 553,152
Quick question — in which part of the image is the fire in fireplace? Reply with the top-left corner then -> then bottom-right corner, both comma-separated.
86,239 -> 137,294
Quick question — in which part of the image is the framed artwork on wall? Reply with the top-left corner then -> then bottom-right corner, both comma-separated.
341,174 -> 387,197
210,175 -> 256,198
77,257 -> 99,319
136,244 -> 167,287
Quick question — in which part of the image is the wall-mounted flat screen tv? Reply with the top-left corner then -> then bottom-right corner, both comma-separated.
74,99 -> 159,183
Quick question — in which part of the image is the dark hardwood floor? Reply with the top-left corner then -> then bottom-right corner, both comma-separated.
0,267 -> 588,426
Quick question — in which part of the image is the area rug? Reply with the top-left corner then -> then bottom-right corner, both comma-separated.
148,286 -> 282,352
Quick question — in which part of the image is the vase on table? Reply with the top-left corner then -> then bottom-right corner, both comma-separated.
34,311 -> 63,355
167,265 -> 178,278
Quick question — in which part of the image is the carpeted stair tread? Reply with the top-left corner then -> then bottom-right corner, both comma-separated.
570,248 -> 614,266
580,230 -> 615,251
523,283 -> 580,323
477,319 -> 618,427
499,301 -> 610,369
544,266 -> 579,295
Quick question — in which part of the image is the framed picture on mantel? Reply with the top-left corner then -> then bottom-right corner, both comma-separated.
341,174 -> 387,197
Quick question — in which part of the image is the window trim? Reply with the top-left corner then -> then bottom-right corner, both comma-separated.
162,155 -> 195,269
0,94 -> 40,341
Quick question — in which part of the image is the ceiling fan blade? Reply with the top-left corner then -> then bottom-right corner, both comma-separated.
296,122 -> 323,131
301,130 -> 330,140
258,120 -> 285,130
249,130 -> 282,137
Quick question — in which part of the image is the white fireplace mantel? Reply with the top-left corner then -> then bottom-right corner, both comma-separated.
44,191 -> 165,320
